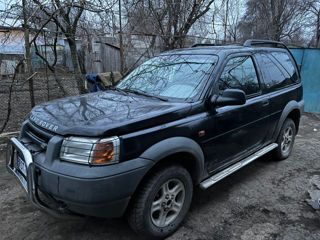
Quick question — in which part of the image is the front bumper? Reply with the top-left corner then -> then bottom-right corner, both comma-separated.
6,137 -> 71,218
6,137 -> 153,218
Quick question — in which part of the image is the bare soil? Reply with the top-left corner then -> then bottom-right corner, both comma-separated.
0,113 -> 320,240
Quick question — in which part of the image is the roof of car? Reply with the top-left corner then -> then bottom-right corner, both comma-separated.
159,44 -> 289,58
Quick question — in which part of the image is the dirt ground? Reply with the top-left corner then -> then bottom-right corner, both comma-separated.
0,113 -> 320,240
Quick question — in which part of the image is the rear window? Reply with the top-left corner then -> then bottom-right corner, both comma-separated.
270,52 -> 299,83
256,53 -> 297,91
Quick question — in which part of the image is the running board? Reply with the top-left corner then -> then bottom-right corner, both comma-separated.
199,143 -> 278,190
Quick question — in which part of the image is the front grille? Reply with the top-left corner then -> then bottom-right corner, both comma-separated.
23,121 -> 54,149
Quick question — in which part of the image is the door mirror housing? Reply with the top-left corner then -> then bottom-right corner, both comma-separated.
212,89 -> 246,107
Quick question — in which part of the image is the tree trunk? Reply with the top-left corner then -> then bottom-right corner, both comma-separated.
53,69 -> 73,96
68,38 -> 86,94
119,0 -> 124,74
22,0 -> 35,108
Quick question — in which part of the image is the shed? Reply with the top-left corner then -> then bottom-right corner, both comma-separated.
85,40 -> 121,74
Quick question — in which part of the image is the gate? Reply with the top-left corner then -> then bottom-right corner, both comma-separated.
290,48 -> 320,114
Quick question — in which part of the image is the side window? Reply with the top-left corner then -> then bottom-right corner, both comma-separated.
270,52 -> 299,83
218,56 -> 260,96
257,53 -> 296,91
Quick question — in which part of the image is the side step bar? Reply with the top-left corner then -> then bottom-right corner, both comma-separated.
200,143 -> 278,190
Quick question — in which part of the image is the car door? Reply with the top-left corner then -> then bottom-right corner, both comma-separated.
202,53 -> 271,173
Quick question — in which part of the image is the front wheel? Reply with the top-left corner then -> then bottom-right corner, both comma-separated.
274,118 -> 296,160
127,165 -> 193,239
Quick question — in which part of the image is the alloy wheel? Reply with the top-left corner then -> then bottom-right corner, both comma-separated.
281,126 -> 293,154
150,179 -> 185,228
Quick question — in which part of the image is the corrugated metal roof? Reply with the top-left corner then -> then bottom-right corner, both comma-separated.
0,45 -> 24,54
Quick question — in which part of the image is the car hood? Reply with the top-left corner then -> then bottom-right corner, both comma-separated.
29,90 -> 191,136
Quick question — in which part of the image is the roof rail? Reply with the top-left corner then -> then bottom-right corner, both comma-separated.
191,43 -> 216,48
243,39 -> 287,48
244,39 -> 300,79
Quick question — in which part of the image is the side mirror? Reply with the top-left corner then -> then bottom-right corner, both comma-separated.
212,89 -> 246,107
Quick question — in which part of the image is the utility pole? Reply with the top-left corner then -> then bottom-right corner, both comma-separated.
22,0 -> 35,107
224,0 -> 229,44
119,0 -> 124,74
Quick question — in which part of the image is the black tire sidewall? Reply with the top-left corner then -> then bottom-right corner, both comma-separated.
141,166 -> 193,239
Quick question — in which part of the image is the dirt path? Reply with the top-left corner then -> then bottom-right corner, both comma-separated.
1,114 -> 319,240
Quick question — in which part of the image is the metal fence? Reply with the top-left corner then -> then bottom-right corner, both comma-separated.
290,48 -> 320,114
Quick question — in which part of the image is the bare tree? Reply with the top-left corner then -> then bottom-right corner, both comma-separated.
238,0 -> 308,43
306,0 -> 320,47
211,0 -> 242,43
31,0 -> 86,93
33,26 -> 69,96
0,0 -> 37,107
31,0 -> 118,93
22,0 -> 35,107
124,0 -> 216,50
226,0 -> 241,42
0,59 -> 25,134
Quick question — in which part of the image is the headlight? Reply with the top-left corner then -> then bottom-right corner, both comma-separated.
60,136 -> 120,165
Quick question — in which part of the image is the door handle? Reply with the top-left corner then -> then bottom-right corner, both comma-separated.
262,99 -> 269,107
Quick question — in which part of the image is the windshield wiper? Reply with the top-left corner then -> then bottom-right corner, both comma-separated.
105,86 -> 129,95
122,88 -> 169,102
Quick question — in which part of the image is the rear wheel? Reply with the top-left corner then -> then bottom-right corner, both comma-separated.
127,165 -> 193,239
274,118 -> 296,160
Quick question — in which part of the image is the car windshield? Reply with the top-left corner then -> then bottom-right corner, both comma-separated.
117,54 -> 218,101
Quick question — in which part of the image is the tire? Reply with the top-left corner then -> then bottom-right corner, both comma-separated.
127,165 -> 193,239
274,118 -> 296,160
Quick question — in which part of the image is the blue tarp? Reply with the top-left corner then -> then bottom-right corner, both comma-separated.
290,48 -> 320,114
85,74 -> 105,92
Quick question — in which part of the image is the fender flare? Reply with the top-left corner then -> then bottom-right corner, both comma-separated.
140,137 -> 206,184
272,100 -> 304,141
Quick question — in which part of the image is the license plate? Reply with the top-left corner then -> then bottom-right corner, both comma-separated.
17,155 -> 27,177
14,153 -> 28,192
